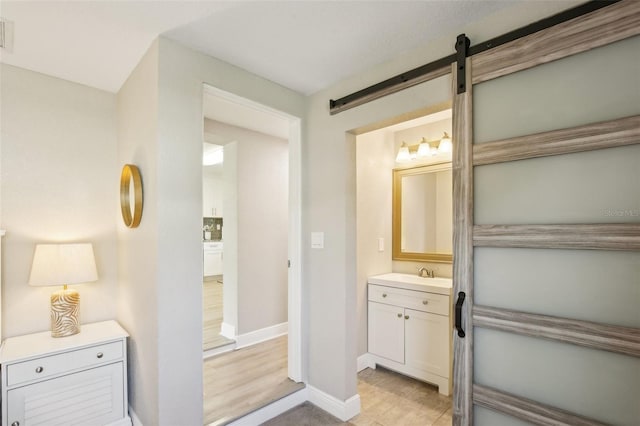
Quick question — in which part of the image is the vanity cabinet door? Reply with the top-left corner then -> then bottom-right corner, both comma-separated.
405,309 -> 449,378
368,301 -> 404,364
204,250 -> 223,276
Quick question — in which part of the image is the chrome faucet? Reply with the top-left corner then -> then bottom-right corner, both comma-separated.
417,267 -> 435,278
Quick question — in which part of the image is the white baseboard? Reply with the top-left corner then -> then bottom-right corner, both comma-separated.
357,353 -> 375,372
220,322 -> 236,340
129,407 -> 142,426
307,385 -> 361,421
235,322 -> 288,349
225,387 -> 308,426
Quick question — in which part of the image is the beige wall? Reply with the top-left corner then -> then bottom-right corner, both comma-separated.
305,0 -> 580,403
150,36 -> 304,424
117,34 -> 298,424
355,130 -> 395,357
116,41 -> 161,425
206,119 -> 289,335
0,64 -> 118,339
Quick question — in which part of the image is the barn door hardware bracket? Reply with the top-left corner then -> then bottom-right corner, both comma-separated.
455,34 -> 470,94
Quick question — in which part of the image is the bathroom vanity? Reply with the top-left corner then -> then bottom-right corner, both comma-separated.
367,273 -> 452,395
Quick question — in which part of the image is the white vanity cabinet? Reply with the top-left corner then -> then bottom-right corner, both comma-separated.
367,274 -> 452,395
203,241 -> 223,276
1,320 -> 131,426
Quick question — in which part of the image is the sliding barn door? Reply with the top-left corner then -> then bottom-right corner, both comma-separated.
452,1 -> 640,425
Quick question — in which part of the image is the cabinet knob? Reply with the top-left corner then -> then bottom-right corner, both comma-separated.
97,352 -> 104,359
382,293 -> 387,298
35,366 -> 43,373
12,421 -> 20,426
422,300 -> 429,305
397,313 -> 402,318
404,315 -> 410,320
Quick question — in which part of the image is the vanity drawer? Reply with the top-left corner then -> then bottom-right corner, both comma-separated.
7,340 -> 123,386
369,284 -> 449,316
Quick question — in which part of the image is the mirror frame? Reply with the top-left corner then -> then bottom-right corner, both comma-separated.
120,164 -> 143,228
392,162 -> 453,263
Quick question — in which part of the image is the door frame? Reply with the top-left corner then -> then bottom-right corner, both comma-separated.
202,84 -> 303,382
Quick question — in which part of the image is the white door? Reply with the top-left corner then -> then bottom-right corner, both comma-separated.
368,301 -> 404,363
404,309 -> 448,378
452,2 -> 640,424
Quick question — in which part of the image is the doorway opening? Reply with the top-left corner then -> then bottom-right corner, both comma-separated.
354,105 -> 454,423
200,85 -> 302,424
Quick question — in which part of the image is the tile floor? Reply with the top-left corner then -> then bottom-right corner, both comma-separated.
264,367 -> 452,426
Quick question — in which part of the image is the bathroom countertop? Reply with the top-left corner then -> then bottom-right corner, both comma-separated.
368,273 -> 452,295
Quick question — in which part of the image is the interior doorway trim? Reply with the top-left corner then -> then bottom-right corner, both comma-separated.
202,84 -> 303,382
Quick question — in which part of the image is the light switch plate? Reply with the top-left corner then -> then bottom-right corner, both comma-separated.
311,232 -> 324,249
378,237 -> 384,252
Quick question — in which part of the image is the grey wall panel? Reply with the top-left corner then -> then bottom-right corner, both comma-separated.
474,35 -> 640,144
475,144 -> 640,225
474,405 -> 531,426
474,328 -> 640,425
475,248 -> 640,327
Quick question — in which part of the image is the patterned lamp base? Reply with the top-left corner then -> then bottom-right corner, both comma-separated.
50,287 -> 80,337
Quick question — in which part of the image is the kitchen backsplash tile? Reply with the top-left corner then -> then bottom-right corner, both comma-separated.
203,217 -> 223,240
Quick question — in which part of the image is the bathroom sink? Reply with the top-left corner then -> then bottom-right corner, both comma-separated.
367,273 -> 452,295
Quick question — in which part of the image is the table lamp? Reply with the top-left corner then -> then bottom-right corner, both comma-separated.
28,243 -> 98,337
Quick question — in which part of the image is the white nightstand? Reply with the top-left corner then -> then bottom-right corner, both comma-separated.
0,320 -> 131,426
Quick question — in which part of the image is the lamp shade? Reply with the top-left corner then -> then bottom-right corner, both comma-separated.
29,243 -> 98,287
438,132 -> 452,153
396,142 -> 411,162
417,138 -> 430,158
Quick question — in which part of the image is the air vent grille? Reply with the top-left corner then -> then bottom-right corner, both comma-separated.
0,20 -> 5,49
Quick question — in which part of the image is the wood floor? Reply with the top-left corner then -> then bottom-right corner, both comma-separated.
203,276 -> 235,350
265,366 -> 452,425
203,335 -> 303,425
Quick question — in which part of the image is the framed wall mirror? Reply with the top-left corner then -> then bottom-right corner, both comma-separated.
392,163 -> 453,263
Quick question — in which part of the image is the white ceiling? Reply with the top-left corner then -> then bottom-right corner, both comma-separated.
0,1 -> 518,95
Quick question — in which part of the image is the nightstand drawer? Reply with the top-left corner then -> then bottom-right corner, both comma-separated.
7,340 -> 123,386
369,284 -> 449,315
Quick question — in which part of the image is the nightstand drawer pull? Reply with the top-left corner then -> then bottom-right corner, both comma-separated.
35,366 -> 43,373
97,352 -> 104,359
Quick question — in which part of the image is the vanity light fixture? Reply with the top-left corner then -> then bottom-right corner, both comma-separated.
397,134 -> 452,162
438,132 -> 452,153
396,141 -> 411,162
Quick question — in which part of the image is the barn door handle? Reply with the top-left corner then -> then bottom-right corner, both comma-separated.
455,291 -> 466,338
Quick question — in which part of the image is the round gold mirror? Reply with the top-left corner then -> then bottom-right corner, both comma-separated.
120,164 -> 143,228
